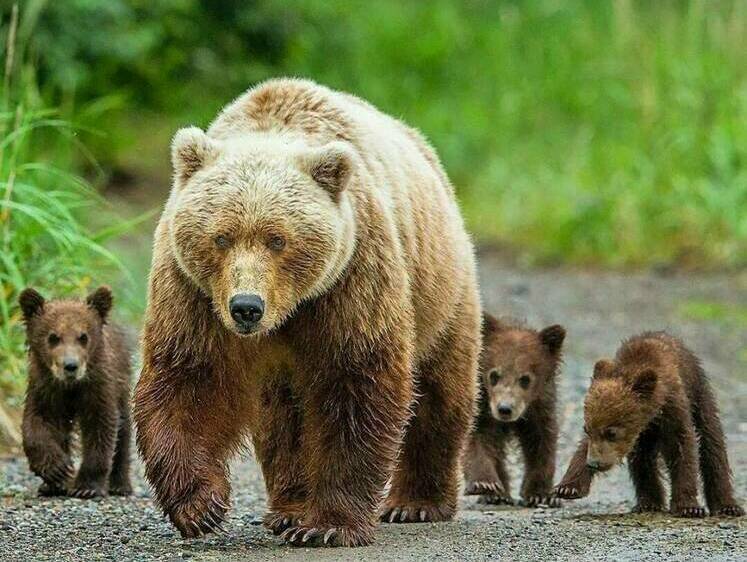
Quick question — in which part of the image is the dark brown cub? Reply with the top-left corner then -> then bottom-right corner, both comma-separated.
464,314 -> 565,507
19,286 -> 133,498
555,331 -> 744,518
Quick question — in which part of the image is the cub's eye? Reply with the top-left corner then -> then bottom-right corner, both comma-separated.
214,235 -> 232,249
488,369 -> 500,386
48,333 -> 60,346
518,375 -> 531,389
268,235 -> 286,251
603,428 -> 618,441
78,333 -> 88,346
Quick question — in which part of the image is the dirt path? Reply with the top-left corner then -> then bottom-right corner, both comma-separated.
1,255 -> 746,561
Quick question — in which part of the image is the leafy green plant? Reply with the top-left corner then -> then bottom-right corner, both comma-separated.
0,4 -> 142,402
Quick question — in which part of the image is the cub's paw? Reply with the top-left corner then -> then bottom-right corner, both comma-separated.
38,460 -> 74,489
280,524 -> 373,547
108,484 -> 133,497
553,482 -> 590,500
477,494 -> 514,506
38,481 -> 67,497
380,502 -> 454,523
716,505 -> 745,517
522,494 -> 561,508
69,480 -> 107,499
632,501 -> 665,513
264,511 -> 301,535
465,481 -> 505,497
673,505 -> 706,518
170,491 -> 231,538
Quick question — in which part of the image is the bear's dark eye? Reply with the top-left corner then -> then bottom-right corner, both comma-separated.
78,333 -> 88,346
48,333 -> 60,346
214,235 -> 231,249
488,369 -> 500,386
268,235 -> 286,251
518,375 -> 531,389
603,427 -> 618,441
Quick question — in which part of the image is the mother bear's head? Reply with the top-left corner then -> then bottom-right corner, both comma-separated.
167,127 -> 358,336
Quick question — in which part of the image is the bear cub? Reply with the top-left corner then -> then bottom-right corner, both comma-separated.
555,331 -> 744,517
19,286 -> 133,498
464,314 -> 566,507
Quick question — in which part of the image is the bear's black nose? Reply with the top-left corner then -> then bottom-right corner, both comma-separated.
497,404 -> 513,417
63,358 -> 79,374
586,459 -> 601,471
229,293 -> 265,330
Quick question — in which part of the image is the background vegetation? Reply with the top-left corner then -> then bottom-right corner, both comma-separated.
1,0 -> 746,407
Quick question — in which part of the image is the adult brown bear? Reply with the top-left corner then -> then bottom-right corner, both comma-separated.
134,78 -> 481,547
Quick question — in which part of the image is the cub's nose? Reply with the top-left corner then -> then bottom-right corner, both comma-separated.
497,404 -> 513,417
63,358 -> 79,375
586,459 -> 602,471
229,293 -> 265,330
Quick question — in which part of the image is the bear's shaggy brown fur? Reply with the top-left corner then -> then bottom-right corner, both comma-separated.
464,315 -> 565,507
555,331 -> 744,517
133,78 -> 481,546
19,287 -> 132,498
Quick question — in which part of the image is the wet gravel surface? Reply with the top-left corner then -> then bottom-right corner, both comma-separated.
1,256 -> 746,561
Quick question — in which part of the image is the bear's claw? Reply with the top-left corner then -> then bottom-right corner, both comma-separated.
380,503 -> 453,523
69,484 -> 106,499
171,491 -> 231,538
553,483 -> 589,499
674,506 -> 706,518
280,524 -> 371,547
264,512 -> 300,535
465,480 -> 506,496
522,494 -> 561,508
632,501 -> 664,513
716,505 -> 745,517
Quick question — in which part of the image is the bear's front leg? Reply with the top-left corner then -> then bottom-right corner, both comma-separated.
134,359 -> 246,537
22,407 -> 74,496
280,349 -> 412,547
253,379 -> 307,536
554,438 -> 594,500
70,396 -> 118,498
516,408 -> 561,508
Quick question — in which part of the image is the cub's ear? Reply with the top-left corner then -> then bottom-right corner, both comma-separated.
86,286 -> 113,321
631,368 -> 657,398
171,127 -> 219,188
18,288 -> 45,321
299,142 -> 356,198
592,359 -> 614,380
481,314 -> 502,337
539,324 -> 566,355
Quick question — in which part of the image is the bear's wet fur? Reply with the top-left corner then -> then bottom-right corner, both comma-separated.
464,314 -> 565,507
19,286 -> 132,498
555,331 -> 744,517
134,78 -> 481,546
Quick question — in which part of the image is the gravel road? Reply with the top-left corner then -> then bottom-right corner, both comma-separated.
2,254 -> 746,561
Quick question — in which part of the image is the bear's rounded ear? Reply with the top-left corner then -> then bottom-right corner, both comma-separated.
299,142 -> 356,199
171,127 -> 219,188
539,324 -> 565,355
86,286 -> 113,321
592,359 -> 614,380
18,288 -> 45,321
631,368 -> 657,398
481,313 -> 501,337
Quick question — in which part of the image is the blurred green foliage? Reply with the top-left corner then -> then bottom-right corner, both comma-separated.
8,0 -> 747,268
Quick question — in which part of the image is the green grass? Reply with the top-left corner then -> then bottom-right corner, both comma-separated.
22,0 -> 747,268
0,5 -> 143,403
678,300 -> 747,326
264,0 -> 747,267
